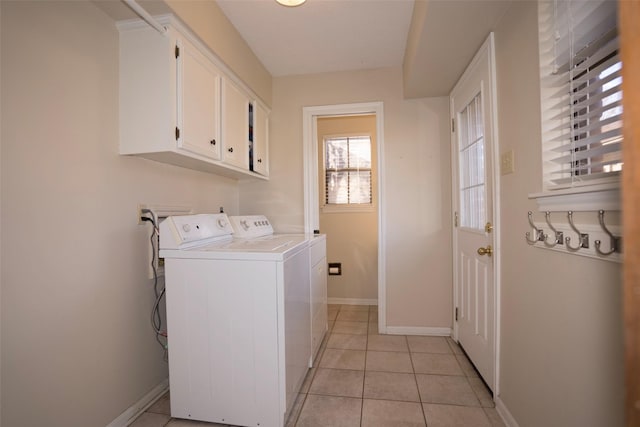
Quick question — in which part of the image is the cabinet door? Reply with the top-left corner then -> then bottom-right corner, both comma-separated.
252,102 -> 269,177
176,37 -> 221,160
222,79 -> 250,170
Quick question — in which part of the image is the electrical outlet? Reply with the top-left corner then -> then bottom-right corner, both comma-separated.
501,150 -> 515,175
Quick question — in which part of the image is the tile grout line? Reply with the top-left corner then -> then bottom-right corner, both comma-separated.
408,338 -> 429,427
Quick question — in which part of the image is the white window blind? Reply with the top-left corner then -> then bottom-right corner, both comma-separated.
324,136 -> 372,205
538,0 -> 623,190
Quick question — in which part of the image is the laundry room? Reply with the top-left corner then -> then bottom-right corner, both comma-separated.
0,1 -> 634,427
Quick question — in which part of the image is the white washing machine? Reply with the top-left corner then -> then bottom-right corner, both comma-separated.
159,213 -> 314,427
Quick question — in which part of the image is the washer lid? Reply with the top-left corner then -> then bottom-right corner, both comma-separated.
160,234 -> 309,261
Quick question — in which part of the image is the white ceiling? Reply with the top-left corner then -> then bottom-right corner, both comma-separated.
94,0 -> 514,98
216,0 -> 415,77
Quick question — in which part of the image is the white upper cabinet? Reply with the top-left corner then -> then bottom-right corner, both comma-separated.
118,15 -> 268,181
252,102 -> 269,177
177,37 -> 221,161
221,79 -> 250,170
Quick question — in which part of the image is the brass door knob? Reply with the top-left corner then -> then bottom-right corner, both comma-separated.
477,245 -> 493,256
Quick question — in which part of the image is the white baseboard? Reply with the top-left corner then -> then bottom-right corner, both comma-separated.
383,326 -> 452,336
106,378 -> 169,427
327,297 -> 378,306
495,396 -> 520,427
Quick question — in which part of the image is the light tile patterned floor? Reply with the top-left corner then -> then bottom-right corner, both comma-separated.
131,305 -> 505,427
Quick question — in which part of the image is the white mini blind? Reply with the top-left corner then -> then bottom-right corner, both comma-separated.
325,136 -> 372,205
538,0 -> 623,190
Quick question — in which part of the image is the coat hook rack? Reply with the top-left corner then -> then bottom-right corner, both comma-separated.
525,211 -> 544,244
543,211 -> 563,247
595,210 -> 622,255
565,211 -> 589,251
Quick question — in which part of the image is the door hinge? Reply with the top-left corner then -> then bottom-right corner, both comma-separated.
175,45 -> 180,59
175,127 -> 180,140
451,118 -> 455,133
455,307 -> 459,322
454,211 -> 458,227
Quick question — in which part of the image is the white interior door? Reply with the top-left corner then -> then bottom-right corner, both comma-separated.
451,34 -> 497,391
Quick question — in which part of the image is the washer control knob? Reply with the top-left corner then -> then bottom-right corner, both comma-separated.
182,224 -> 191,232
217,218 -> 227,229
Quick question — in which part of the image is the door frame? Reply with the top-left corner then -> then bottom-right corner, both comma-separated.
302,102 -> 387,331
450,33 -> 502,395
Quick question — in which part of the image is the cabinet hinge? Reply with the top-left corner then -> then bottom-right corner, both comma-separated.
455,307 -> 459,322
175,127 -> 180,140
175,45 -> 180,59
454,211 -> 458,227
451,118 -> 455,133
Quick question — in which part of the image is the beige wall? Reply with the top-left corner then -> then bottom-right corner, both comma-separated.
0,2 -> 241,426
240,68 -> 453,329
494,2 -> 624,426
317,116 -> 378,301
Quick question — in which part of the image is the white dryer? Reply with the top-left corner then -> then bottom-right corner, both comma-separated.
159,213 -> 312,427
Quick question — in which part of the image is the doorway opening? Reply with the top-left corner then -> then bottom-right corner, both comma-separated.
302,102 -> 387,332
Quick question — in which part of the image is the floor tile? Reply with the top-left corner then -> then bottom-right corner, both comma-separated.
367,334 -> 408,352
333,321 -> 368,335
407,336 -> 451,354
337,310 -> 369,322
366,351 -> 413,373
483,407 -> 507,427
368,311 -> 378,322
286,393 -> 307,427
411,353 -> 463,376
309,368 -> 364,398
447,337 -> 464,355
368,321 -> 380,335
147,391 -> 171,415
300,367 -> 316,393
455,354 -> 479,377
468,376 -> 494,407
328,309 -> 339,321
327,333 -> 367,350
340,304 -> 370,312
415,374 -> 480,406
423,403 -> 491,427
363,371 -> 420,402
319,348 -> 366,370
328,304 -> 341,310
296,394 -> 362,427
130,413 -> 171,427
361,399 -> 426,427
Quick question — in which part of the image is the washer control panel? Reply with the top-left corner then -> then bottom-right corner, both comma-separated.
228,215 -> 274,239
160,213 -> 233,249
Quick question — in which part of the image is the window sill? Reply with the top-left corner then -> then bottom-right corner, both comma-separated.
321,204 -> 376,214
528,183 -> 621,212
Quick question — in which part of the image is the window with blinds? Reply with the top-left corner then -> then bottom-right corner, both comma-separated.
538,0 -> 623,190
324,136 -> 372,205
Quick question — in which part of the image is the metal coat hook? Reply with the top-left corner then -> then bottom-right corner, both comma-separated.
525,211 -> 544,244
595,210 -> 622,255
565,211 -> 589,251
543,211 -> 564,247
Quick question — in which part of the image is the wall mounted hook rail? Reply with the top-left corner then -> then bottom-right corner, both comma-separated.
594,210 -> 622,255
525,211 -> 544,244
565,211 -> 589,251
543,211 -> 564,247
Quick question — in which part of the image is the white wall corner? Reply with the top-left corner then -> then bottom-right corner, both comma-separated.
495,397 -> 520,427
106,378 -> 169,427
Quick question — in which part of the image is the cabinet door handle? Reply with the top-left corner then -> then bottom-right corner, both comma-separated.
257,158 -> 262,163
228,147 -> 234,153
210,139 -> 216,146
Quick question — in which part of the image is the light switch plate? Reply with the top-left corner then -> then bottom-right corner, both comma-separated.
501,150 -> 515,175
